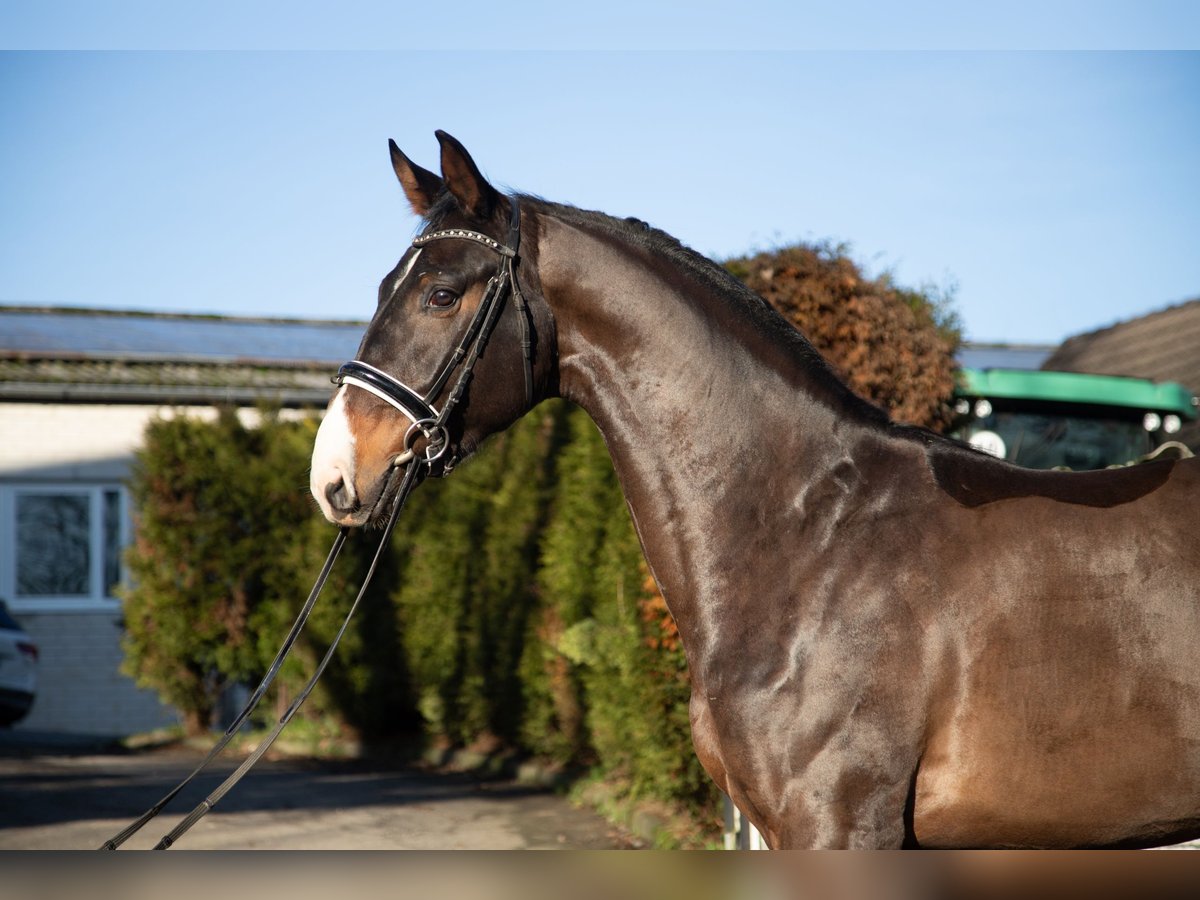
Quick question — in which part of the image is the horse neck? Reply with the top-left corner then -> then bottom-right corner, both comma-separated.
534,210 -> 902,639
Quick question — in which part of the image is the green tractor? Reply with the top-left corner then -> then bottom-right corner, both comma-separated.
952,368 -> 1197,470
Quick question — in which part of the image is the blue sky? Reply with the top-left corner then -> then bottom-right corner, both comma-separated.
1,6 -> 1197,344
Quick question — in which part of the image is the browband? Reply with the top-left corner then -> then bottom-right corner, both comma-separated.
413,227 -> 516,257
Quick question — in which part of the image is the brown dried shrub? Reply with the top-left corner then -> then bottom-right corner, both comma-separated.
727,243 -> 961,430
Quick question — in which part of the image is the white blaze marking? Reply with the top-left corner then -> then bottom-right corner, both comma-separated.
311,388 -> 358,521
390,248 -> 423,299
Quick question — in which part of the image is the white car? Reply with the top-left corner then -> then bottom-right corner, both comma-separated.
0,599 -> 37,726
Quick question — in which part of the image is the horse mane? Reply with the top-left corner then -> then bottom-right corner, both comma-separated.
423,190 -> 955,437
518,195 -> 896,431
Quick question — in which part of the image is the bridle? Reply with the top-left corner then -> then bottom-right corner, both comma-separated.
100,197 -> 534,849
334,195 -> 534,476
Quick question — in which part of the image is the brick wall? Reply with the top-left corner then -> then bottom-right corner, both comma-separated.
13,608 -> 179,736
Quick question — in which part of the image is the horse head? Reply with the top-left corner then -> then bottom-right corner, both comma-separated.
310,132 -> 552,526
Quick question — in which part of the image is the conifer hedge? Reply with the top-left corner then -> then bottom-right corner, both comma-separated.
121,402 -> 714,814
121,241 -> 958,823
121,409 -> 416,738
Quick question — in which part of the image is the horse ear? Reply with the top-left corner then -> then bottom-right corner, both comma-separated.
435,130 -> 498,220
389,139 -> 443,216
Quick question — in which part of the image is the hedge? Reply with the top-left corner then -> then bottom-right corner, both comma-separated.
121,401 -> 716,816
120,409 -> 417,738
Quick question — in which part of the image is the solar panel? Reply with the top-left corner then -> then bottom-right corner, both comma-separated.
1,312 -> 1060,374
0,310 -> 365,364
956,344 -> 1053,371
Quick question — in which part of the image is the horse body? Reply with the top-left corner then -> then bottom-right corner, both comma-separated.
536,206 -> 1200,848
311,132 -> 1200,848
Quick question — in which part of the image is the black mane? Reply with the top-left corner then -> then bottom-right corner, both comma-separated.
524,195 -> 895,431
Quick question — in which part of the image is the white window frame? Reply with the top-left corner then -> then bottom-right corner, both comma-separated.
0,482 -> 129,613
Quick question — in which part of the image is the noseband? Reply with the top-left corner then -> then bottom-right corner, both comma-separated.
334,196 -> 534,474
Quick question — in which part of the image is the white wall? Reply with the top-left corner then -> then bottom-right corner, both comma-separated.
1,401 -> 317,736
0,402 -> 310,480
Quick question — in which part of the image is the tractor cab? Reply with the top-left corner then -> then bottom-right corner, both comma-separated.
953,368 -> 1197,470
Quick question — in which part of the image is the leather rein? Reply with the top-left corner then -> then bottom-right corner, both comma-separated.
100,198 -> 531,849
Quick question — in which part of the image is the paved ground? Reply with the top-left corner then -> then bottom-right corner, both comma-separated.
0,735 -> 634,850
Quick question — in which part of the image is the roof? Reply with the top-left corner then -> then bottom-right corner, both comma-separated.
1,307 -> 364,406
1041,298 -> 1200,447
1042,298 -> 1200,388
0,356 -> 336,406
958,367 -> 1197,418
1,307 -> 364,364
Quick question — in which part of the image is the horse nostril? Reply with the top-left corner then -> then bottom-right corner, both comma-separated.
325,477 -> 353,513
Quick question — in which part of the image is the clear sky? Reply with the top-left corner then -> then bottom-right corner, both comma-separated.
1,4 -> 1197,344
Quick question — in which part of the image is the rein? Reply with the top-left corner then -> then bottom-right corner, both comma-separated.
100,198 -> 529,849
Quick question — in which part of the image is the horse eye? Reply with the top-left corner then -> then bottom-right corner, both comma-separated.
427,288 -> 460,310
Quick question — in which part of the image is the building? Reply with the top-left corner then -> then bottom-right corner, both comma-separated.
1,307 -> 361,736
1041,298 -> 1200,453
954,314 -> 1200,469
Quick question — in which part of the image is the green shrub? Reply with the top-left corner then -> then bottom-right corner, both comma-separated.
726,241 -> 961,429
517,406 -> 716,812
251,417 -> 418,739
121,408 -> 417,738
122,409 -> 294,734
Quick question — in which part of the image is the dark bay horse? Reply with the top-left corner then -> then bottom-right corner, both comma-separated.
310,131 -> 1200,848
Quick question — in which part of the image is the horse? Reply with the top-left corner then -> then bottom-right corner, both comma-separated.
310,131 -> 1200,849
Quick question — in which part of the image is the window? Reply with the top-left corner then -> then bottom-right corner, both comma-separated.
1,484 -> 128,610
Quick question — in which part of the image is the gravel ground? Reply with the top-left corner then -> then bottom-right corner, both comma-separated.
0,736 -> 635,850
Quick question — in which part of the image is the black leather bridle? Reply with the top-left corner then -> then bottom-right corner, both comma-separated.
100,198 -> 534,849
335,195 -> 533,475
